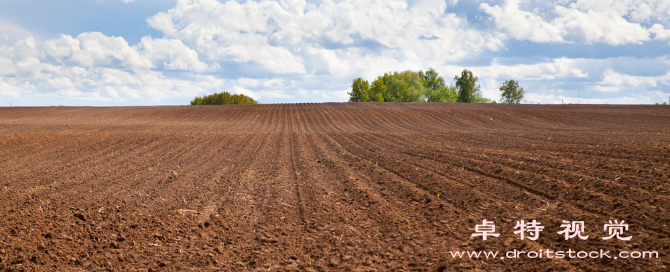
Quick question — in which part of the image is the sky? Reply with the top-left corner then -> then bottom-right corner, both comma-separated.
1,0 -> 669,106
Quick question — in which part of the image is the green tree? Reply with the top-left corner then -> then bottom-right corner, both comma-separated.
371,73 -> 390,102
455,69 -> 481,103
191,92 -> 258,105
366,73 -> 391,102
420,68 -> 456,102
420,68 -> 444,92
385,70 -> 429,102
348,77 -> 370,102
349,68 -> 462,103
499,79 -> 525,104
426,84 -> 457,102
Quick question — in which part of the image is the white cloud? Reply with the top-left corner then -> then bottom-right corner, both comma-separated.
0,57 -> 18,76
146,0 -> 503,76
457,57 -> 670,103
331,89 -> 351,100
650,24 -> 670,40
229,86 -> 259,100
0,35 -> 228,102
481,0 -> 670,45
425,58 -> 595,102
524,88 -> 670,104
44,33 -> 153,70
552,5 -> 650,45
137,37 -> 211,72
0,19 -> 33,43
259,90 -> 293,99
600,69 -> 668,87
235,78 -> 284,88
2,0 -> 670,105
302,47 -> 347,76
103,86 -> 120,98
0,1 -> 515,104
475,57 -> 590,81
566,0 -> 670,23
480,0 -> 563,43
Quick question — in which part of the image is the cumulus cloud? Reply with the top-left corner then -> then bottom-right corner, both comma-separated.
0,19 -> 33,43
481,0 -> 670,45
0,32 -> 301,103
552,4 -> 650,45
477,58 -> 590,80
458,56 -> 670,103
479,0 -> 563,43
146,0 -> 504,76
1,0 -> 670,105
650,24 -> 670,40
3,0 -> 511,103
600,69 -> 669,88
460,57 -> 592,100
137,37 -> 212,72
0,57 -> 18,76
45,33 -> 152,70
0,34 -> 223,102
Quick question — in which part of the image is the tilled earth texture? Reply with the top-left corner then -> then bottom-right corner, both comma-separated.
0,103 -> 669,271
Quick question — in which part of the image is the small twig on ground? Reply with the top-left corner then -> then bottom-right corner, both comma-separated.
177,209 -> 199,215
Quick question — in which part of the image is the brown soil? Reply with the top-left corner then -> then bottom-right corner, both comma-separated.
0,103 -> 668,271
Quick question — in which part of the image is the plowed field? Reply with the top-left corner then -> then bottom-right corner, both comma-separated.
1,103 -> 669,271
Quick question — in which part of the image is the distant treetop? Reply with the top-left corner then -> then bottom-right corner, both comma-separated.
348,68 -> 491,103
191,92 -> 258,105
499,79 -> 525,104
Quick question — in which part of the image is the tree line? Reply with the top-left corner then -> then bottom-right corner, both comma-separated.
348,68 -> 524,104
189,69 -> 525,105
191,92 -> 258,105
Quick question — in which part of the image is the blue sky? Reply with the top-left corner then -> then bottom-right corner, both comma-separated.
1,0 -> 669,106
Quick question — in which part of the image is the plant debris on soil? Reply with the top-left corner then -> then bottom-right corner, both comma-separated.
0,103 -> 668,271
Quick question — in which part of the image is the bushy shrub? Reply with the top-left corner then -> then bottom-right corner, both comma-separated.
191,92 -> 258,105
